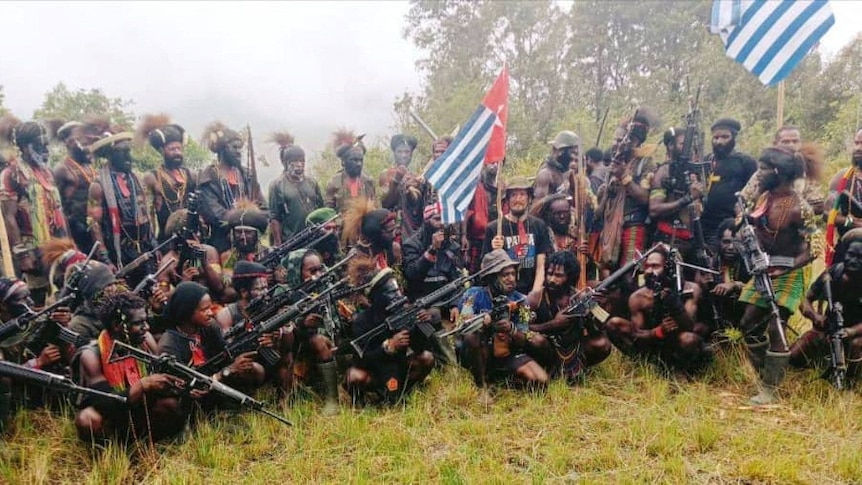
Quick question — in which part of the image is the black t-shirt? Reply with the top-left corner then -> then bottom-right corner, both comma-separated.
809,265 -> 862,326
482,215 -> 552,294
702,151 -> 757,244
157,323 -> 226,366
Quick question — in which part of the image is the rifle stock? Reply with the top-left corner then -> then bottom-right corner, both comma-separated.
0,360 -> 126,404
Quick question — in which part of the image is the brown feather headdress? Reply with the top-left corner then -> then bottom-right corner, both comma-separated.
332,129 -> 366,159
202,121 -> 241,153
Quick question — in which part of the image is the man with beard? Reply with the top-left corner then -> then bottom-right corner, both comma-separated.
534,131 -> 580,199
87,126 -> 155,285
649,127 -> 705,260
198,122 -> 266,254
139,115 -> 196,243
484,176 -> 551,295
74,291 -> 186,444
463,161 -> 503,273
54,120 -> 98,253
737,148 -> 819,405
597,113 -> 657,270
526,251 -> 611,382
341,198 -> 400,270
345,255 -> 435,405
380,134 -> 428,242
0,116 -> 69,302
790,230 -> 862,379
221,207 -> 270,278
325,130 -> 375,216
458,250 -> 549,402
403,203 -> 463,301
700,118 -> 757,247
705,218 -> 751,334
530,193 -> 598,285
605,245 -> 709,375
825,128 -> 862,265
267,132 -> 323,246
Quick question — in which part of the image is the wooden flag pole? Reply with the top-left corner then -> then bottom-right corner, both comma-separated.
495,161 -> 505,238
776,80 -> 786,128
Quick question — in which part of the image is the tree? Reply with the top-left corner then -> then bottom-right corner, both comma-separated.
33,83 -> 135,127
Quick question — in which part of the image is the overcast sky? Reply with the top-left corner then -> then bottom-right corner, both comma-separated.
0,1 -> 859,180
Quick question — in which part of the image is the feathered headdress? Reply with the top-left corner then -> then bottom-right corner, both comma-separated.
136,113 -> 186,150
269,130 -> 304,162
78,115 -> 132,156
333,129 -> 366,159
799,141 -> 825,179
341,197 -> 394,247
0,114 -> 22,146
620,106 -> 660,145
202,121 -> 242,154
268,130 -> 295,149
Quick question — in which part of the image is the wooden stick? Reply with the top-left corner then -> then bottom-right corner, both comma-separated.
495,161 -> 505,238
776,81 -> 786,128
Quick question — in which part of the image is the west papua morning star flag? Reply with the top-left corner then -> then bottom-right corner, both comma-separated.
709,0 -> 835,86
425,67 -> 509,224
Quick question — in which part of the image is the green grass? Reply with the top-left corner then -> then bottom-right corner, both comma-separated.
3,342 -> 862,484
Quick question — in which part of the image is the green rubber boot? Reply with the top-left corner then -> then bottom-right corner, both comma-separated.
749,351 -> 790,406
318,361 -> 340,416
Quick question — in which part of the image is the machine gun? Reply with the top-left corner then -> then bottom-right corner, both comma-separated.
108,340 -> 291,426
735,193 -> 789,350
563,243 -> 663,323
349,265 -> 495,357
0,360 -> 126,405
21,296 -> 89,357
438,295 -> 526,337
0,295 -> 75,347
132,256 -> 176,300
115,235 -> 177,282
255,214 -> 338,270
176,192 -> 205,271
823,272 -> 847,390
200,278 -> 353,374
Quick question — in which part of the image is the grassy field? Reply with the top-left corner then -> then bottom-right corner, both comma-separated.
2,340 -> 861,484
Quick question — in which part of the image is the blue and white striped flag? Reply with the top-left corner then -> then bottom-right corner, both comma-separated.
424,68 -> 508,224
710,0 -> 835,86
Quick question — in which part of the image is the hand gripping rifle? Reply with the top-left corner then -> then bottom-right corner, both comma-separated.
349,265 -> 495,357
255,214 -> 339,270
199,277 -> 354,374
0,360 -> 126,404
438,295 -> 526,338
21,295 -> 89,356
563,243 -> 663,324
176,192 -> 205,272
0,294 -> 75,347
735,193 -> 789,350
132,256 -> 176,300
57,240 -> 101,301
108,340 -> 291,426
115,235 -> 177,282
823,272 -> 847,390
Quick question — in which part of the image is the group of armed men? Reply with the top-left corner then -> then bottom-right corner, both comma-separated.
0,107 -> 860,445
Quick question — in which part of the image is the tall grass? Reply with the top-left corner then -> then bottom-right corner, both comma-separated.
2,341 -> 861,484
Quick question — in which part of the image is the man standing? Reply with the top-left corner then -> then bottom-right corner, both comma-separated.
380,134 -> 428,241
139,114 -> 196,243
0,117 -> 68,300
87,126 -> 154,283
700,118 -> 757,247
198,122 -> 266,254
825,128 -> 862,264
534,131 -> 580,199
54,120 -> 98,253
598,114 -> 657,270
267,131 -> 323,246
483,176 -> 551,295
737,148 -> 819,405
325,131 -> 375,215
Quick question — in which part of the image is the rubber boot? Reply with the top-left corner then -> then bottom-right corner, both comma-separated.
745,336 -> 769,373
432,334 -> 458,367
317,361 -> 340,416
748,351 -> 790,406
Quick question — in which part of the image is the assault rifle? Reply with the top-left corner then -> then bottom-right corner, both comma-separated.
823,272 -> 847,390
349,265 -> 495,357
735,193 -> 789,350
115,235 -> 177,281
200,277 -> 354,374
176,192 -> 205,271
255,214 -> 338,270
108,340 -> 291,426
57,241 -> 101,301
439,295 -> 526,337
0,295 -> 75,346
563,243 -> 663,323
0,360 -> 126,404
132,256 -> 176,300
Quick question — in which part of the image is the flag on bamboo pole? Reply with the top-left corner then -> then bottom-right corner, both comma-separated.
424,67 -> 508,224
709,0 -> 835,86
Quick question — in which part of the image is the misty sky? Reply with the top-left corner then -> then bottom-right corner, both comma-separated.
1,1 -> 860,182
